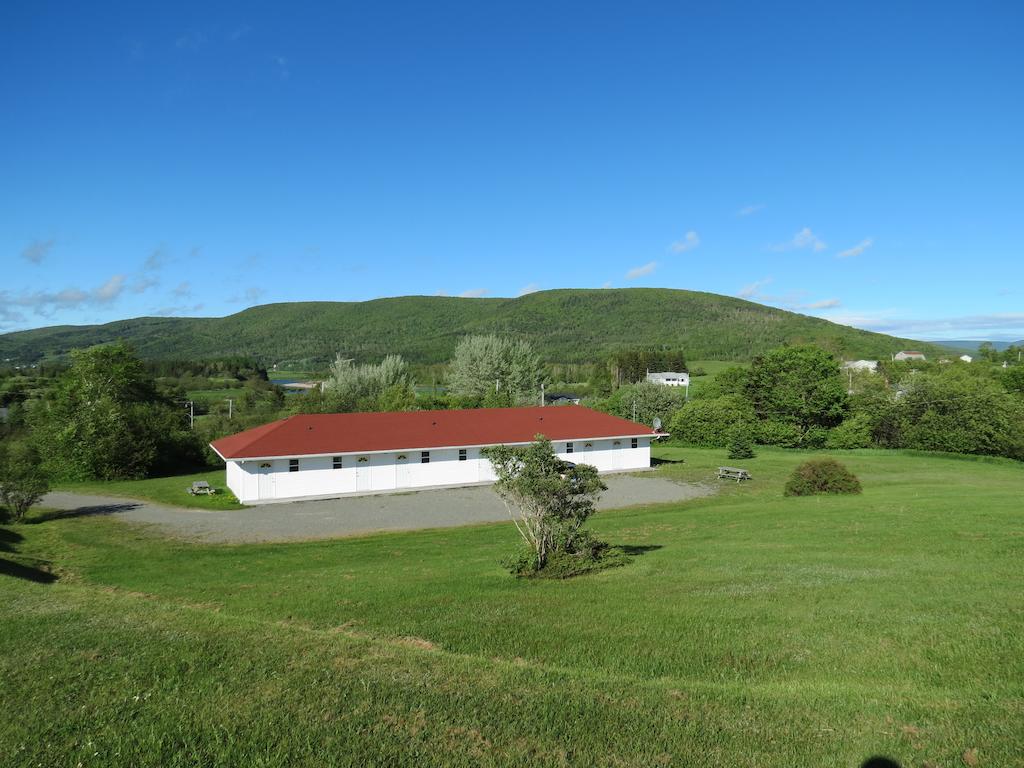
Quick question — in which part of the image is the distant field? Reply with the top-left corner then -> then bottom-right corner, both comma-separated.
3,448 -> 1022,765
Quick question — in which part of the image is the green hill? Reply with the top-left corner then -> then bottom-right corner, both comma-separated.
0,288 -> 944,365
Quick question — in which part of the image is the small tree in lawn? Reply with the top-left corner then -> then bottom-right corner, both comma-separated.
483,436 -> 607,574
0,442 -> 51,523
727,425 -> 756,460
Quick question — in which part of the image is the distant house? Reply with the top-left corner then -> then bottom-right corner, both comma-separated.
959,354 -> 973,363
842,360 -> 878,373
211,405 -> 659,504
645,371 -> 690,387
893,351 -> 927,361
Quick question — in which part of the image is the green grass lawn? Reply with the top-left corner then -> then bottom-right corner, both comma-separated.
54,469 -> 243,510
3,448 -> 1023,766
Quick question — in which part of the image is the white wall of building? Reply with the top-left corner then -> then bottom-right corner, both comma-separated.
646,372 -> 689,387
226,437 -> 653,504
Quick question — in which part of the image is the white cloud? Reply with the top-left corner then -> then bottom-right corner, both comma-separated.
517,283 -> 540,297
802,298 -> 841,310
93,275 -> 126,302
737,203 -> 765,217
229,287 -> 265,304
172,281 -> 192,298
600,281 -> 613,289
21,238 -> 55,264
144,246 -> 169,271
737,278 -> 839,311
737,277 -> 773,299
815,310 -> 1024,338
459,288 -> 488,298
772,227 -> 827,252
669,231 -> 700,253
0,274 -> 127,319
625,261 -> 657,280
836,237 -> 874,259
131,275 -> 159,294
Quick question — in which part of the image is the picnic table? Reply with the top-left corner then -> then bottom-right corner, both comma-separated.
717,466 -> 752,483
188,480 -> 217,496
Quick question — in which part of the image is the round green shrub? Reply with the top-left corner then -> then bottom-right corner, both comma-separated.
784,458 -> 862,497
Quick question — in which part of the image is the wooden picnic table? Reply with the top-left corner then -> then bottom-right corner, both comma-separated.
188,480 -> 216,496
717,466 -> 752,482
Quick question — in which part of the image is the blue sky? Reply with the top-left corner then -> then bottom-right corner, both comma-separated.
2,1 -> 1022,340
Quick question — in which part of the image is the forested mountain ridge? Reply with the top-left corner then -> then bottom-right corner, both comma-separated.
0,288 -> 945,365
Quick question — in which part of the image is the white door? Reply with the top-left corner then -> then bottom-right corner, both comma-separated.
355,458 -> 372,492
257,463 -> 274,500
396,453 -> 413,488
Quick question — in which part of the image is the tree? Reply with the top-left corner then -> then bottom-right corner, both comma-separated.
483,437 -> 606,572
727,426 -> 756,459
448,335 -> 545,405
668,395 -> 756,447
319,354 -> 415,413
745,345 -> 848,444
604,381 -> 684,428
29,343 -> 198,481
0,442 -> 50,522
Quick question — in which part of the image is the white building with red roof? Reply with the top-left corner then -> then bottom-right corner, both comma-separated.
210,405 -> 660,504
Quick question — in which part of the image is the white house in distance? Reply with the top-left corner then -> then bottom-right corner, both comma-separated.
211,405 -> 660,504
842,360 -> 879,373
646,371 -> 690,387
959,354 -> 973,363
893,350 -> 927,361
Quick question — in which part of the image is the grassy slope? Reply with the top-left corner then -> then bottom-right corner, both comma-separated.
2,449 -> 1022,766
0,288 -> 945,365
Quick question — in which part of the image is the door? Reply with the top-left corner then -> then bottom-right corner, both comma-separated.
257,462 -> 274,500
395,453 -> 413,488
355,458 -> 372,492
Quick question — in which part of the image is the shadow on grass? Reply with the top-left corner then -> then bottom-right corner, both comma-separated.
862,758 -> 901,768
617,544 -> 664,556
28,502 -> 140,524
651,456 -> 685,466
0,526 -> 58,583
0,557 -> 58,583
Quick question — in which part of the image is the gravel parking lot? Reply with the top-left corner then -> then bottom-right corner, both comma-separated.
42,473 -> 714,544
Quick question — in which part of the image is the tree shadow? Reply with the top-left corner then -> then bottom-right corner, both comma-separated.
0,526 -> 24,552
0,525 -> 57,583
651,456 -> 684,466
0,557 -> 57,583
27,502 -> 140,524
617,544 -> 664,556
862,758 -> 901,768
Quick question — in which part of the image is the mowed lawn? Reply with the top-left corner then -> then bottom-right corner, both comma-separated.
2,448 -> 1023,767
55,470 -> 243,510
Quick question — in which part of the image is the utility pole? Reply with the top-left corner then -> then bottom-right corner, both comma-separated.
186,400 -> 194,429
540,382 -> 545,407
632,399 -> 637,422
226,398 -> 234,420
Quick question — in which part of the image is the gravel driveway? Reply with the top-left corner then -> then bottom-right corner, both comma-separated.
41,474 -> 714,544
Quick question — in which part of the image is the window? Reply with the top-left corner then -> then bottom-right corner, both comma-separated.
566,442 -> 574,454
332,456 -> 343,469
631,438 -> 638,449
421,451 -> 430,464
289,459 -> 299,472
458,449 -> 467,461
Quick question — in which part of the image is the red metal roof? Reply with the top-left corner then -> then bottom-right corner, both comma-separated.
211,406 -> 657,460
